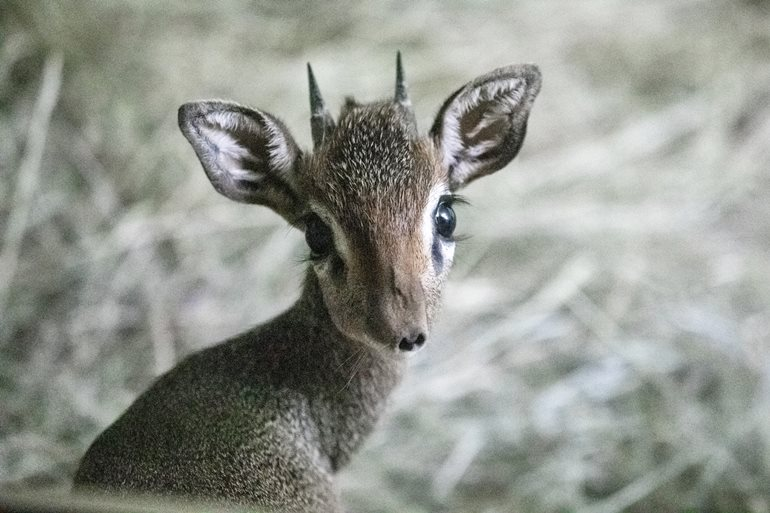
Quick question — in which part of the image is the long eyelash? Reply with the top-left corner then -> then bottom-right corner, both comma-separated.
439,193 -> 470,207
298,253 -> 328,265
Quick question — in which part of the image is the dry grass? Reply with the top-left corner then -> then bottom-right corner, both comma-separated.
2,0 -> 770,512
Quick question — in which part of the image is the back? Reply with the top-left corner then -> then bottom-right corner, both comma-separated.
74,301 -> 402,508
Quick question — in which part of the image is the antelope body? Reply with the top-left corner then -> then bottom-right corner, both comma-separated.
73,55 -> 541,512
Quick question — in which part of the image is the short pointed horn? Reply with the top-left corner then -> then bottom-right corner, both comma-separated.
394,51 -> 417,133
395,51 -> 409,105
307,63 -> 335,148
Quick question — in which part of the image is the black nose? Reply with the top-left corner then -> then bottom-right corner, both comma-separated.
398,333 -> 426,352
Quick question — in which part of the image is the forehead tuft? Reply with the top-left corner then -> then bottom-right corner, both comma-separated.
304,102 -> 441,235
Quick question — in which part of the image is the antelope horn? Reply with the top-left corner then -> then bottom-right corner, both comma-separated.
395,51 -> 410,106
394,51 -> 417,132
307,63 -> 335,148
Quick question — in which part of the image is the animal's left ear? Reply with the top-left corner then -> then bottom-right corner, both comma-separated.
430,64 -> 541,190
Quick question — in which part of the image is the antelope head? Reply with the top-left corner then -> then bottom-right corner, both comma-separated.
178,54 -> 541,355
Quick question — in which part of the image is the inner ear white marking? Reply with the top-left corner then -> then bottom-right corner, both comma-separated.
262,115 -> 295,175
200,111 -> 295,182
198,113 -> 263,183
208,110 -> 243,130
438,77 -> 527,173
200,126 -> 242,158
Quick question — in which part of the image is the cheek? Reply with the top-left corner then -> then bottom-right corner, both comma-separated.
315,267 -> 368,336
424,238 -> 454,319
422,272 -> 444,327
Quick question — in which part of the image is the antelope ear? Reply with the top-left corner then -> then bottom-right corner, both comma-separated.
430,64 -> 541,190
178,101 -> 304,224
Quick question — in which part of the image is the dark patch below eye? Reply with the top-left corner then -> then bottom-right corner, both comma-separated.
330,254 -> 346,278
432,235 -> 444,271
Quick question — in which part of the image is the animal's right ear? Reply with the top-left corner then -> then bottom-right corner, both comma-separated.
178,101 -> 304,224
430,64 -> 541,191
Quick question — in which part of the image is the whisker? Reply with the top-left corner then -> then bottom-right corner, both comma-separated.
334,346 -> 361,373
340,350 -> 366,393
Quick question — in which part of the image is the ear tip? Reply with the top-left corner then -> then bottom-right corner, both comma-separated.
177,101 -> 211,129
177,102 -> 194,122
491,63 -> 543,97
465,63 -> 543,99
520,63 -> 543,92
504,63 -> 542,84
178,101 -> 238,131
177,103 -> 199,133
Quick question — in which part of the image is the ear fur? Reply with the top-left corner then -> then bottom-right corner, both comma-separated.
430,64 -> 542,190
178,101 -> 304,224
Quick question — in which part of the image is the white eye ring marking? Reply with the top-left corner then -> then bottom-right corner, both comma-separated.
422,184 -> 455,271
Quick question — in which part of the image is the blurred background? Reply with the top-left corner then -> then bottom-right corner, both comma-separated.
2,0 -> 770,512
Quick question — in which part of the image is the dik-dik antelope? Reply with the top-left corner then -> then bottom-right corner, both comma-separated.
74,54 -> 541,512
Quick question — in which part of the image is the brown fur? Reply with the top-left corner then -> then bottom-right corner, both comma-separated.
74,272 -> 402,512
73,61 -> 541,513
301,102 -> 445,351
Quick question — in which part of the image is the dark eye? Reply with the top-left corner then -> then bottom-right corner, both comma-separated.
305,213 -> 334,258
434,201 -> 456,239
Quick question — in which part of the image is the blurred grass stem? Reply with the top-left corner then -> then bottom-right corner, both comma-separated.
0,53 -> 63,342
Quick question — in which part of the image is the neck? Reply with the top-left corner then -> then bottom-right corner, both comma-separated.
293,268 -> 407,376
290,268 -> 406,470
